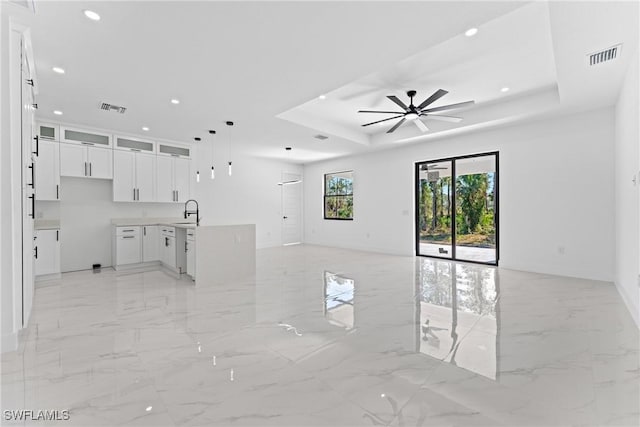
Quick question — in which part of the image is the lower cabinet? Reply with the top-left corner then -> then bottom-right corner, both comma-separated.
115,227 -> 141,265
35,229 -> 61,278
142,225 -> 159,262
160,227 -> 177,271
186,229 -> 195,279
113,224 -> 188,274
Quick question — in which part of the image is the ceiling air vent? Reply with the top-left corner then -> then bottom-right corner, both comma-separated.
588,44 -> 622,66
100,102 -> 127,114
313,134 -> 328,141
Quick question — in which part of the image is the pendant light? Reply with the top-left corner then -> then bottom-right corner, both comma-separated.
194,137 -> 201,182
209,130 -> 216,179
226,121 -> 234,176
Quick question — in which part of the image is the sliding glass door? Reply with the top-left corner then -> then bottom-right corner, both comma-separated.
416,152 -> 498,265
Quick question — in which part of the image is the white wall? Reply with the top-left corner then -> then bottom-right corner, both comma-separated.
190,147 -> 303,249
614,48 -> 639,326
304,108 -> 615,282
37,179 -> 183,272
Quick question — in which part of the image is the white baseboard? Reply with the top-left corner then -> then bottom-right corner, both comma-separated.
1,332 -> 17,354
615,279 -> 640,328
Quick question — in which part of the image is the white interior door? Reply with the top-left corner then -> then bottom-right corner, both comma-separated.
281,173 -> 302,245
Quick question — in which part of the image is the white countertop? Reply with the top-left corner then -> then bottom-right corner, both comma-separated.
35,219 -> 60,230
111,217 -> 197,228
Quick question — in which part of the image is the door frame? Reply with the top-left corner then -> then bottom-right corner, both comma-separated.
414,151 -> 499,266
280,172 -> 303,246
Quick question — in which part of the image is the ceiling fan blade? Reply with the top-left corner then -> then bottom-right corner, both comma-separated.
387,95 -> 408,110
361,115 -> 404,127
423,100 -> 475,113
422,114 -> 463,123
358,110 -> 406,114
417,89 -> 448,110
387,118 -> 406,133
414,118 -> 429,132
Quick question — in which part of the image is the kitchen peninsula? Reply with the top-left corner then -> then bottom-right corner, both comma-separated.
111,218 -> 255,285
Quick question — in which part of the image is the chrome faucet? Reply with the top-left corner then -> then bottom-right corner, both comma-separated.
184,199 -> 200,226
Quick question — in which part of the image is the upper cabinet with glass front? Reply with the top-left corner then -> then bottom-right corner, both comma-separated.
37,122 -> 60,141
60,126 -> 112,148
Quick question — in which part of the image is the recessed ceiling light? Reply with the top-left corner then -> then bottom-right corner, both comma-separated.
53,110 -> 63,115
170,99 -> 180,105
465,27 -> 478,37
145,406 -> 152,412
83,10 -> 101,21
501,87 -> 510,93
142,126 -> 149,131
52,67 -> 65,74
318,95 -> 326,100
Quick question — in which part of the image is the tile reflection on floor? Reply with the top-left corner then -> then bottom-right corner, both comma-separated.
2,245 -> 638,426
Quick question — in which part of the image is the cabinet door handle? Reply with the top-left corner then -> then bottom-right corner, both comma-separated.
56,184 -> 59,199
84,162 -> 87,176
176,190 -> 178,202
56,230 -> 59,241
28,163 -> 34,188
143,226 -> 146,236
185,241 -> 187,253
34,246 -> 38,259
89,162 -> 92,177
122,236 -> 135,239
122,229 -> 135,232
33,135 -> 39,157
165,237 -> 169,247
25,78 -> 34,86
29,194 -> 35,218
133,188 -> 136,201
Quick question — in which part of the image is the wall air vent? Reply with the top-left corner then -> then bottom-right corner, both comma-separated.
313,134 -> 328,140
588,44 -> 622,66
100,102 -> 127,114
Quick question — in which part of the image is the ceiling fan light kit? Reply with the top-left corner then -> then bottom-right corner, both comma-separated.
359,89 -> 474,133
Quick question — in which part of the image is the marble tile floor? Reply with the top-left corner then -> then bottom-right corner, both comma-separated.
1,244 -> 638,426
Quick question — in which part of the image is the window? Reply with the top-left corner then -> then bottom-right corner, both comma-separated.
324,171 -> 353,220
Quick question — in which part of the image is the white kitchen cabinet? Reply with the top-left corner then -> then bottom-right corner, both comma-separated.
142,225 -> 159,262
34,229 -> 60,277
115,227 -> 141,266
37,122 -> 60,142
60,142 -> 112,179
186,229 -> 195,279
60,126 -> 112,148
35,140 -> 60,201
160,227 -> 177,270
113,150 -> 156,202
174,158 -> 190,203
156,156 -> 190,203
